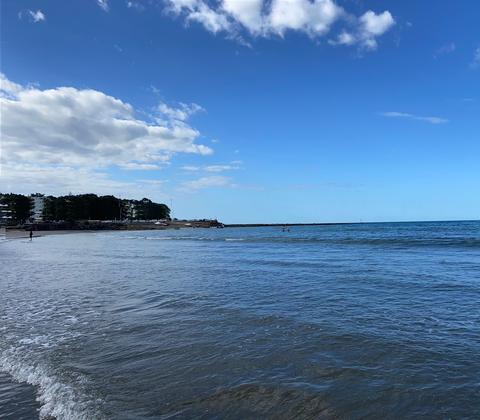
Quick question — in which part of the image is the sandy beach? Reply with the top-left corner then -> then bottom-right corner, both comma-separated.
2,229 -> 94,240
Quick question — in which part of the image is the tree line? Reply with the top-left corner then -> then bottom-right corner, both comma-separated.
0,193 -> 170,224
0,193 -> 33,224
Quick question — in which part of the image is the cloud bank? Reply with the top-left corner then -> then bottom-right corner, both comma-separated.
0,74 -> 212,196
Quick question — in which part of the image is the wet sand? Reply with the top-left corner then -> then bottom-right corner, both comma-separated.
3,229 -> 99,240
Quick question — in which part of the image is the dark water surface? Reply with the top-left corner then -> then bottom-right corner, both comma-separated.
1,221 -> 479,419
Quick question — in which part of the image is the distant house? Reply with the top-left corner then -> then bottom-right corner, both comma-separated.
30,194 -> 45,222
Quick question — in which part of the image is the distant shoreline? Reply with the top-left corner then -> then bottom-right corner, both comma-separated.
224,223 -> 344,228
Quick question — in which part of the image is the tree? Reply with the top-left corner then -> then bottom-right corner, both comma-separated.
0,193 -> 33,224
134,198 -> 170,220
2,192 -> 170,223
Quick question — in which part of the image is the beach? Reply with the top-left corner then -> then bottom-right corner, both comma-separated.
1,221 -> 479,419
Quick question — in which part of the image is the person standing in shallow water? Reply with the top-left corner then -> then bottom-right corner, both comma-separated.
29,230 -> 33,241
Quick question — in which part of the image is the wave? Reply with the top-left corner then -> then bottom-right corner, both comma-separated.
0,349 -> 104,420
124,235 -> 480,249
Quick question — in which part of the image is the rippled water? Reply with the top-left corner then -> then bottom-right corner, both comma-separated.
1,221 -> 479,419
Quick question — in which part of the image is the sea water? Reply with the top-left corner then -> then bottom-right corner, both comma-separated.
1,221 -> 479,419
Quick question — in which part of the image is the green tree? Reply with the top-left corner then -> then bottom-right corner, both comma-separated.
0,193 -> 33,224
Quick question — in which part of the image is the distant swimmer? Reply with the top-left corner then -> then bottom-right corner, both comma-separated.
29,230 -> 33,241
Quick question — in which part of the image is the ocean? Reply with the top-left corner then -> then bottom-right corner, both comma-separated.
1,221 -> 479,419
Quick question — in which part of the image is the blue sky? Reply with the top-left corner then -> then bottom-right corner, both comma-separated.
1,0 -> 479,223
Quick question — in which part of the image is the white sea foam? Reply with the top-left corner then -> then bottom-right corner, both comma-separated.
0,349 -> 103,420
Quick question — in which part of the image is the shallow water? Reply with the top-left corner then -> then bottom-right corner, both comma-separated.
1,221 -> 479,419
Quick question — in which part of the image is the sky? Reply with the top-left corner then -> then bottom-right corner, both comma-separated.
1,0 -> 479,223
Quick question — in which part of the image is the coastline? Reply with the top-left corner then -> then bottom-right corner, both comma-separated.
1,219 -> 223,240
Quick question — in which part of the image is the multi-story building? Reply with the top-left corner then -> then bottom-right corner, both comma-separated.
122,200 -> 138,220
30,194 -> 45,222
0,203 -> 12,225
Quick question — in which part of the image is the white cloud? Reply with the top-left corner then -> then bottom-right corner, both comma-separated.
180,175 -> 232,191
471,47 -> 480,69
360,11 -> 394,37
18,9 -> 46,23
357,11 -> 395,50
381,111 -> 449,125
126,1 -> 145,11
0,74 -> 24,98
29,9 -> 46,22
222,0 -> 263,34
268,0 -> 342,37
97,0 -> 109,12
118,162 -> 163,170
167,0 -> 232,33
332,31 -> 355,46
331,10 -> 395,50
203,164 -> 236,172
181,161 -> 242,172
165,0 -> 395,50
0,74 -> 213,195
157,102 -> 204,123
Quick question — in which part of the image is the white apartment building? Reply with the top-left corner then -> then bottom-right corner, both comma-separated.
31,194 -> 45,222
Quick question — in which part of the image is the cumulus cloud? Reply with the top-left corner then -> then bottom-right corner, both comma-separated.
330,10 -> 395,50
222,0 -> 263,34
164,0 -> 395,50
268,0 -> 341,37
357,11 -> 395,50
180,175 -> 233,191
0,74 -> 212,167
0,73 -> 212,195
381,111 -> 448,125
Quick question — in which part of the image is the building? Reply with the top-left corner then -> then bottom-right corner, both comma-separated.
30,194 -> 45,222
0,203 -> 12,225
122,200 -> 138,220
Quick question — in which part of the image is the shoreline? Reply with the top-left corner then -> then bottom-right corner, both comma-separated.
3,229 -> 97,240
